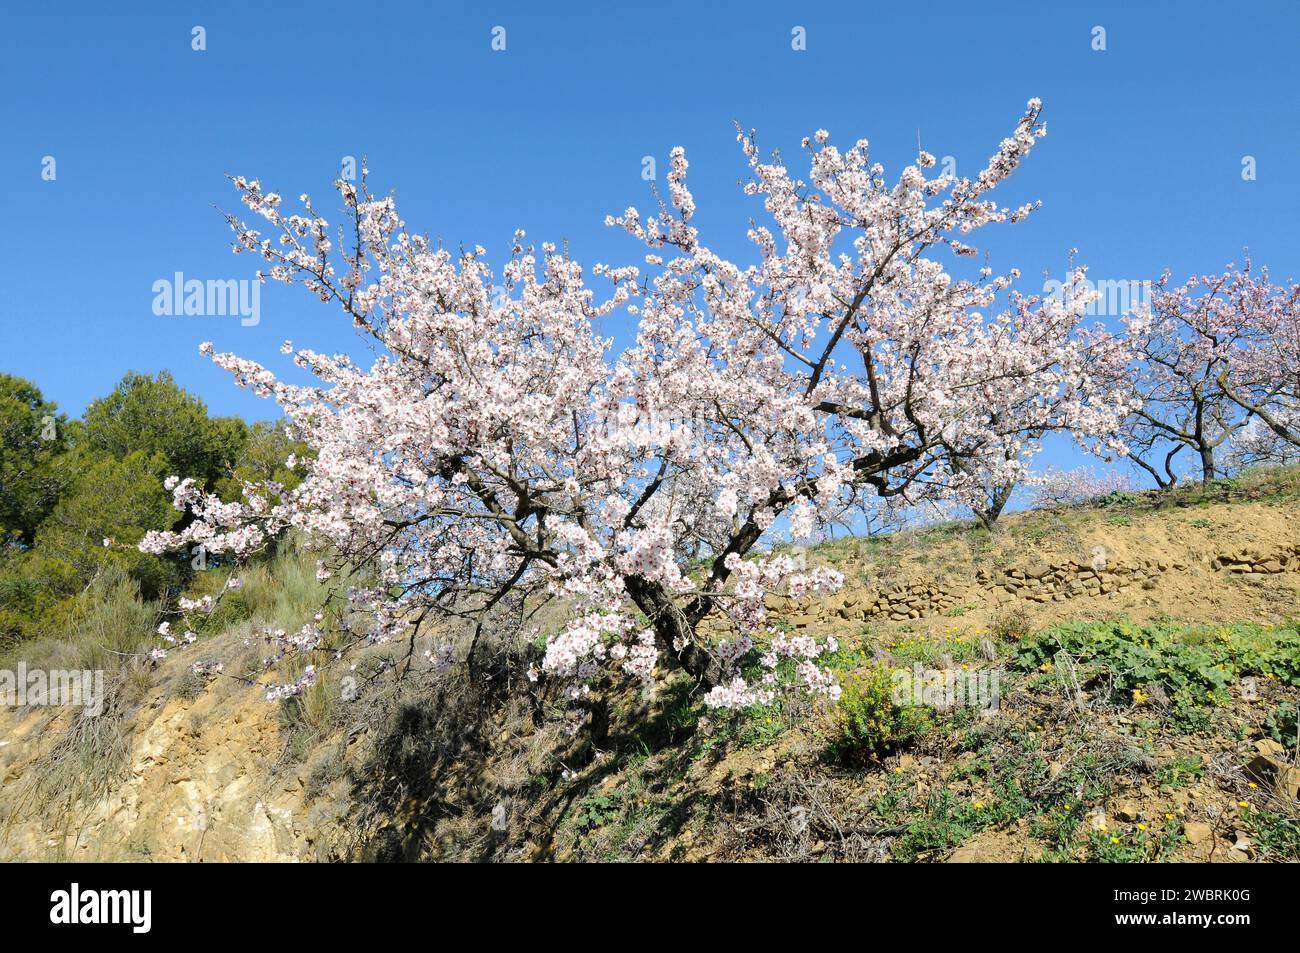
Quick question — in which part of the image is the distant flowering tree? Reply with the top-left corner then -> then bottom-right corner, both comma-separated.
1223,417 -> 1300,471
141,100 -> 1133,710
1027,465 -> 1137,508
1114,262 -> 1300,487
1213,271 -> 1300,456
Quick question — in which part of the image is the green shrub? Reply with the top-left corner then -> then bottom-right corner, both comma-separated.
829,664 -> 929,764
1098,490 -> 1142,509
1265,702 -> 1299,748
1243,808 -> 1300,861
2,563 -> 159,672
233,539 -> 334,630
992,607 -> 1033,642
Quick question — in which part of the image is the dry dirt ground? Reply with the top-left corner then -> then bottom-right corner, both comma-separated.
2,472 -> 1299,862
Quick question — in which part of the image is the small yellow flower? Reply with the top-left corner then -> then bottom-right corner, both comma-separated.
1248,781 -> 1258,789
1238,801 -> 1250,809
974,801 -> 984,809
1136,823 -> 1146,831
1110,837 -> 1120,844
1165,813 -> 1174,821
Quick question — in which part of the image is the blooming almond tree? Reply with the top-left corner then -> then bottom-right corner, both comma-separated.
1214,269 -> 1300,456
142,99 -> 1133,710
1115,263 -> 1298,487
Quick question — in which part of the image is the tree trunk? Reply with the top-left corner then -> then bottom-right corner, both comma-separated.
624,575 -> 724,688
976,481 -> 1015,529
621,445 -> 928,688
1199,445 -> 1216,485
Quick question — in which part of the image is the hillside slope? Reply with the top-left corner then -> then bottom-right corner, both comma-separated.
3,471 -> 1299,862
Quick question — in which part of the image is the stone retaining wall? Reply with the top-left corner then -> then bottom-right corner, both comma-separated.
1210,543 -> 1300,575
976,557 -> 1187,604
773,544 -> 1299,627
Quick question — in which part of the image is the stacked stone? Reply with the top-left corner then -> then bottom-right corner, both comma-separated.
717,544 -> 1284,633
1211,545 -> 1298,575
814,583 -> 961,623
976,557 -> 1188,603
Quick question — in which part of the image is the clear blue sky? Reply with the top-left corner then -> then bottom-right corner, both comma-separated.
3,1 -> 1297,480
